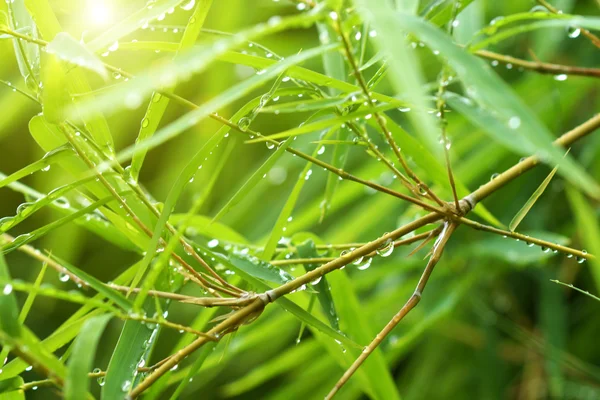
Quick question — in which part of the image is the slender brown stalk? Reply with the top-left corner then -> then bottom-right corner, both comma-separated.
458,217 -> 594,261
326,221 -> 458,399
331,15 -> 451,211
2,234 -> 86,287
474,49 -> 600,78
536,0 -> 600,49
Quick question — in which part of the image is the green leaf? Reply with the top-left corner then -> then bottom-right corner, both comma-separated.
390,12 -> 600,198
324,271 -> 402,400
26,0 -> 115,151
295,238 -> 339,330
103,320 -> 155,399
87,0 -> 192,53
7,0 -> 40,85
46,32 -> 108,78
0,376 -> 24,399
131,126 -> 226,310
213,137 -> 292,222
65,314 -> 112,400
0,253 -> 21,338
355,0 -> 441,157
205,248 -> 358,348
0,145 -> 72,190
129,0 -> 214,182
471,13 -> 600,51
100,44 -> 338,168
1,194 -> 124,254
75,11 -> 327,118
50,254 -> 133,311
509,162 -> 560,232
262,127 -> 337,260
211,251 -> 294,285
260,97 -> 349,114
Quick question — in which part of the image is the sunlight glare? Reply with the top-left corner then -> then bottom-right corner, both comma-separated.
88,1 -> 113,26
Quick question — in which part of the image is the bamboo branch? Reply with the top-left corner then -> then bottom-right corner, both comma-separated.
326,221 -> 458,399
474,49 -> 600,78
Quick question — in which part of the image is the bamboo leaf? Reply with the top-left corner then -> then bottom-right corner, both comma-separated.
100,44 -> 338,167
129,0 -> 214,182
46,32 -> 108,78
74,11 -> 327,118
355,0 -> 441,157
50,254 -> 134,312
390,13 -> 600,198
213,137 -> 292,222
0,376 -> 24,398
325,271 -> 401,400
509,162 -> 560,232
0,253 -> 21,338
87,0 -> 190,53
295,238 -> 338,330
65,314 -> 112,400
0,145 -> 72,190
205,248 -> 358,348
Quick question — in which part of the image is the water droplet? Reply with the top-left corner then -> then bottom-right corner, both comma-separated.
238,117 -> 251,131
121,380 -> 131,392
93,368 -> 102,374
180,0 -> 195,10
376,237 -> 394,257
491,60 -> 499,67
554,74 -> 568,81
108,41 -> 119,52
141,118 -> 149,128
207,239 -> 219,248
541,246 -> 550,253
310,276 -> 322,285
490,173 -> 499,180
356,257 -> 372,271
577,256 -> 586,264
317,146 -> 325,155
58,272 -> 70,282
54,197 -> 70,209
530,5 -> 549,13
369,30 -> 377,38
170,364 -> 179,371
42,165 -> 51,172
25,365 -> 32,371
97,376 -> 105,386
259,94 -> 270,107
266,141 -> 275,150
508,116 -> 521,129
566,25 -> 581,38
398,107 -> 411,112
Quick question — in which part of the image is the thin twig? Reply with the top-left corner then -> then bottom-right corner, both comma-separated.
326,221 -> 458,399
332,14 -> 451,212
536,0 -> 600,49
474,49 -> 600,78
458,217 -> 594,261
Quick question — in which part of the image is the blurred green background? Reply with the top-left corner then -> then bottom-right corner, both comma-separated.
1,0 -> 600,399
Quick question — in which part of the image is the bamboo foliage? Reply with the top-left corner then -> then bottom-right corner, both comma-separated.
0,0 -> 599,399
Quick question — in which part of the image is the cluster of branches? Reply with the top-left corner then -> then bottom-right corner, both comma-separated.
0,0 -> 599,398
